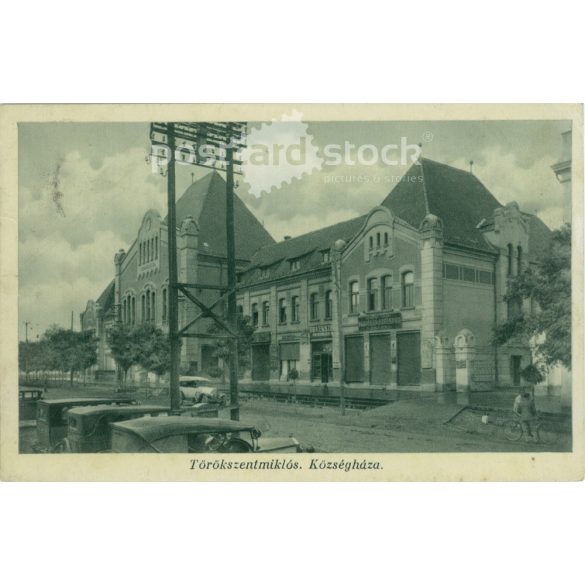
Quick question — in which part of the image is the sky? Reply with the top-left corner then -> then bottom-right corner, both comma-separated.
18,118 -> 571,341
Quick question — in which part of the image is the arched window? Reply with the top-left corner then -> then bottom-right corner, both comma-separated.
381,275 -> 392,310
292,296 -> 300,322
262,301 -> 270,325
384,232 -> 389,247
369,236 -> 374,250
402,271 -> 414,308
141,294 -> 146,323
367,277 -> 377,311
349,281 -> 359,314
139,243 -> 142,265
376,232 -> 381,248
517,245 -> 522,273
131,296 -> 136,324
122,298 -> 127,324
162,287 -> 167,322
251,302 -> 259,327
151,291 -> 156,322
279,298 -> 287,324
507,243 -> 513,276
310,293 -> 319,320
325,290 -> 333,319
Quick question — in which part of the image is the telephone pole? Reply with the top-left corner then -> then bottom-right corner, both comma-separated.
149,122 -> 246,418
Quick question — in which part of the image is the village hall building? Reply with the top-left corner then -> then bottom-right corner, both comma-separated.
81,157 -> 551,398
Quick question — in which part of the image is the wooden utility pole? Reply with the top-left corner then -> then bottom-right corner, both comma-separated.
166,124 -> 181,413
225,146 -> 239,420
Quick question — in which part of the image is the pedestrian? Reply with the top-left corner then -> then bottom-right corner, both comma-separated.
513,390 -> 537,440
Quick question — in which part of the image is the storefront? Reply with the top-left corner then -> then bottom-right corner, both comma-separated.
310,324 -> 333,383
279,341 -> 300,380
251,332 -> 271,381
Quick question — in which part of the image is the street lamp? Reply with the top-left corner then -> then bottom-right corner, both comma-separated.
332,239 -> 346,415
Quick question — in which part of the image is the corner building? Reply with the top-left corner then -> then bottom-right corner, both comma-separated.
236,158 -> 551,399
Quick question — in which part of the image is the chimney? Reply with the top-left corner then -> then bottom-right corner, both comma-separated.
284,235 -> 291,240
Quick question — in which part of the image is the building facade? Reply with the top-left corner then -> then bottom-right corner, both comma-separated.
83,157 -> 553,395
81,171 -> 274,381
236,158 -> 552,399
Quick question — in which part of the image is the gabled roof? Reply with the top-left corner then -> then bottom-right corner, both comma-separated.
239,215 -> 366,284
174,171 -> 275,259
382,158 -> 503,251
96,279 -> 115,315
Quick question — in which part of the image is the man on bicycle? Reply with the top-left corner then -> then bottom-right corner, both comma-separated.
513,390 -> 537,440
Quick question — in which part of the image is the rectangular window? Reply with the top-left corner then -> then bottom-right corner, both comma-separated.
259,267 -> 269,279
462,267 -> 476,283
310,293 -> 319,320
291,296 -> 300,322
349,281 -> 359,314
325,290 -> 333,319
381,275 -> 392,310
162,289 -> 167,321
290,259 -> 300,271
321,250 -> 330,263
445,263 -> 460,280
478,270 -> 494,285
279,298 -> 287,324
252,303 -> 259,327
367,277 -> 377,311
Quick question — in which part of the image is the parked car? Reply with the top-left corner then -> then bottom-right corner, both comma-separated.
58,404 -> 171,453
110,416 -> 309,453
179,376 -> 227,406
34,397 -> 137,453
19,388 -> 43,421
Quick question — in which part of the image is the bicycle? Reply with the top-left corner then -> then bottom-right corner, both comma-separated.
502,415 -> 558,444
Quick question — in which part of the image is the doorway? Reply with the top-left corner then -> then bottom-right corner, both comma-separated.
397,331 -> 421,386
511,355 -> 522,386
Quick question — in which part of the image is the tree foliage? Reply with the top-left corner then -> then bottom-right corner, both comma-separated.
209,314 -> 256,375
493,224 -> 571,370
107,322 -> 172,380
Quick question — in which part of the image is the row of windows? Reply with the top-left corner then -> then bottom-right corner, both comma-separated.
139,236 -> 159,266
122,287 -> 168,325
443,263 -> 495,285
259,251 -> 332,280
368,231 -> 389,250
350,272 -> 414,313
507,244 -> 523,276
245,291 -> 336,328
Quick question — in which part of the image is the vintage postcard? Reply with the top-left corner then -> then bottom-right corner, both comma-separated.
0,103 -> 582,481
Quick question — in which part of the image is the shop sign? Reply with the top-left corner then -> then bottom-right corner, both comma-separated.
310,323 -> 333,337
252,331 -> 271,344
358,312 -> 402,331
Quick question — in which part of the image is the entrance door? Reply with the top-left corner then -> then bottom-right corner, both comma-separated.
345,336 -> 365,383
320,353 -> 332,383
252,344 -> 270,381
370,334 -> 392,385
511,355 -> 522,386
397,332 -> 421,386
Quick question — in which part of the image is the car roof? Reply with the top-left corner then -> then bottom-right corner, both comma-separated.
38,397 -> 135,406
67,405 -> 170,417
110,416 -> 256,443
179,376 -> 211,382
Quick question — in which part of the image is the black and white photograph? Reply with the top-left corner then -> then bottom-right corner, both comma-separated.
0,104 -> 579,481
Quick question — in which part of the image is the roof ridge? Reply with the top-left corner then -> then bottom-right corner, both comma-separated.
419,159 -> 431,214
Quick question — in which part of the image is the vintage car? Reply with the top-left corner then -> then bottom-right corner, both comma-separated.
179,376 -> 227,406
110,416 -> 308,453
35,397 -> 137,453
19,388 -> 43,421
58,404 -> 171,453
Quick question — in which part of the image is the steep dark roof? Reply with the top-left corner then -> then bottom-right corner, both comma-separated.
525,213 -> 552,262
174,171 -> 274,259
382,158 -> 503,251
96,279 -> 115,315
240,215 -> 366,284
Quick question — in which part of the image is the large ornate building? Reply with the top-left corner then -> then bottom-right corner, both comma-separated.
82,157 -> 551,397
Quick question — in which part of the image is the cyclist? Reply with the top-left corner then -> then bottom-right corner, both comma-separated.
513,390 -> 537,441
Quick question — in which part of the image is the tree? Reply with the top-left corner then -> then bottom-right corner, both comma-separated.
209,314 -> 255,378
493,224 -> 571,370
134,323 -> 172,377
107,323 -> 141,384
42,326 -> 97,385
